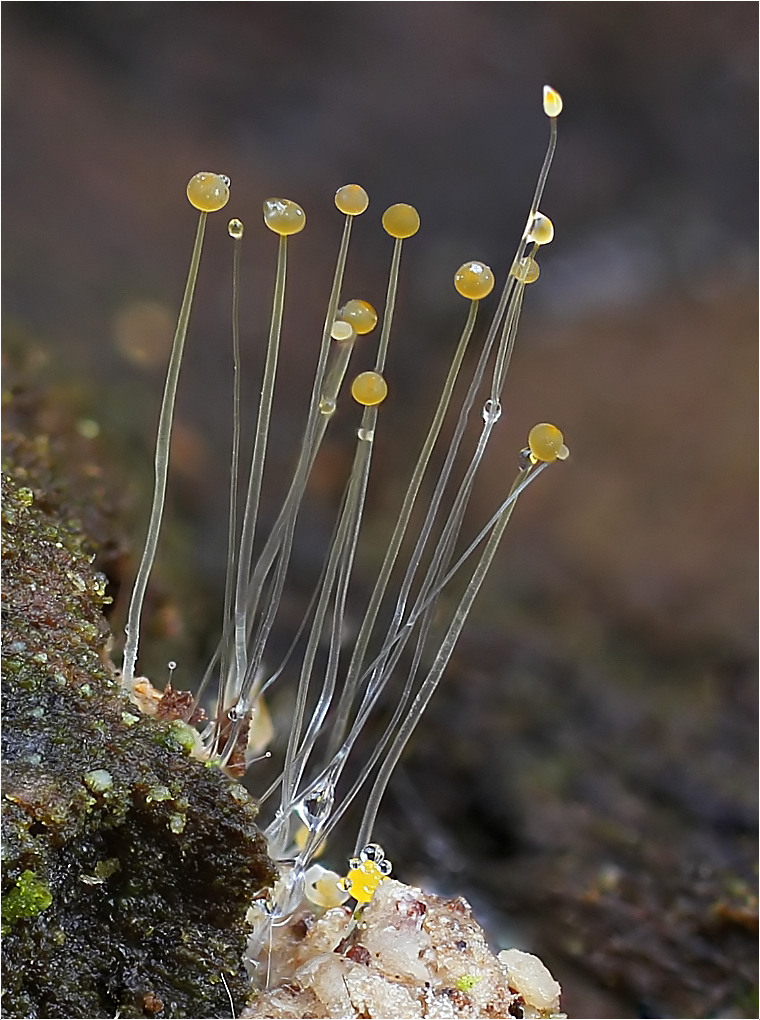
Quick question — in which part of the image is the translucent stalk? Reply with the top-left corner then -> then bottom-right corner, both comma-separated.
297,465 -> 547,852
122,211 -> 208,690
278,404 -> 376,815
326,300 -> 479,758
200,214 -> 356,736
215,227 -> 243,730
353,468 -> 532,852
231,235 -> 288,703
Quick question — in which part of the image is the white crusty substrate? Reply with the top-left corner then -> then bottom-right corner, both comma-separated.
241,878 -> 564,1019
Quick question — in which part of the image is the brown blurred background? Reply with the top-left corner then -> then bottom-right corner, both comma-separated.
3,4 -> 757,1018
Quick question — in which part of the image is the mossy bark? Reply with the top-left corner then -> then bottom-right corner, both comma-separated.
1,442 -> 276,1018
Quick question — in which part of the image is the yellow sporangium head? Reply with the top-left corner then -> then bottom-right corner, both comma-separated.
335,184 -> 370,216
527,423 -> 569,463
263,198 -> 306,235
454,261 -> 496,300
382,203 -> 420,239
186,172 -> 230,212
543,85 -> 563,118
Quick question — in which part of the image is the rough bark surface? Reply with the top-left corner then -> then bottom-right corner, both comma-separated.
1,446 -> 276,1019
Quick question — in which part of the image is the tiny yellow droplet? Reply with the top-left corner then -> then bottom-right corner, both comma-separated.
528,423 -> 566,463
526,212 -> 554,246
340,860 -> 388,903
186,172 -> 230,213
227,218 -> 244,239
543,85 -> 563,118
382,203 -> 420,239
335,184 -> 369,216
263,198 -> 306,236
339,299 -> 378,335
454,260 -> 495,300
510,256 -> 540,284
351,371 -> 388,407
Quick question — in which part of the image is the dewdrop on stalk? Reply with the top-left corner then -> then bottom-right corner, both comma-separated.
227,218 -> 244,240
120,87 -> 568,971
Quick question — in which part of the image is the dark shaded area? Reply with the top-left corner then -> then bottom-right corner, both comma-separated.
1,427 -> 276,1018
3,5 -> 757,1018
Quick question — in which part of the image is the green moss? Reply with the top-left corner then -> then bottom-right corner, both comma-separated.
163,719 -> 201,754
1,870 -> 53,935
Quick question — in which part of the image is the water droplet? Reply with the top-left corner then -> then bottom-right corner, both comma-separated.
481,398 -> 502,424
267,865 -> 306,920
357,427 -> 374,442
360,843 -> 385,863
319,397 -> 336,416
295,780 -> 335,833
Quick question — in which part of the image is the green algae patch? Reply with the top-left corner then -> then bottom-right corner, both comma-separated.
1,870 -> 53,935
1,459 -> 276,1019
455,973 -> 482,993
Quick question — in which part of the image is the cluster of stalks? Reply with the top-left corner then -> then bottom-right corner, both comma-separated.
120,85 -> 568,926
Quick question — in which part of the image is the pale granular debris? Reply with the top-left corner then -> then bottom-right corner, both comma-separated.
242,878 -> 564,1019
